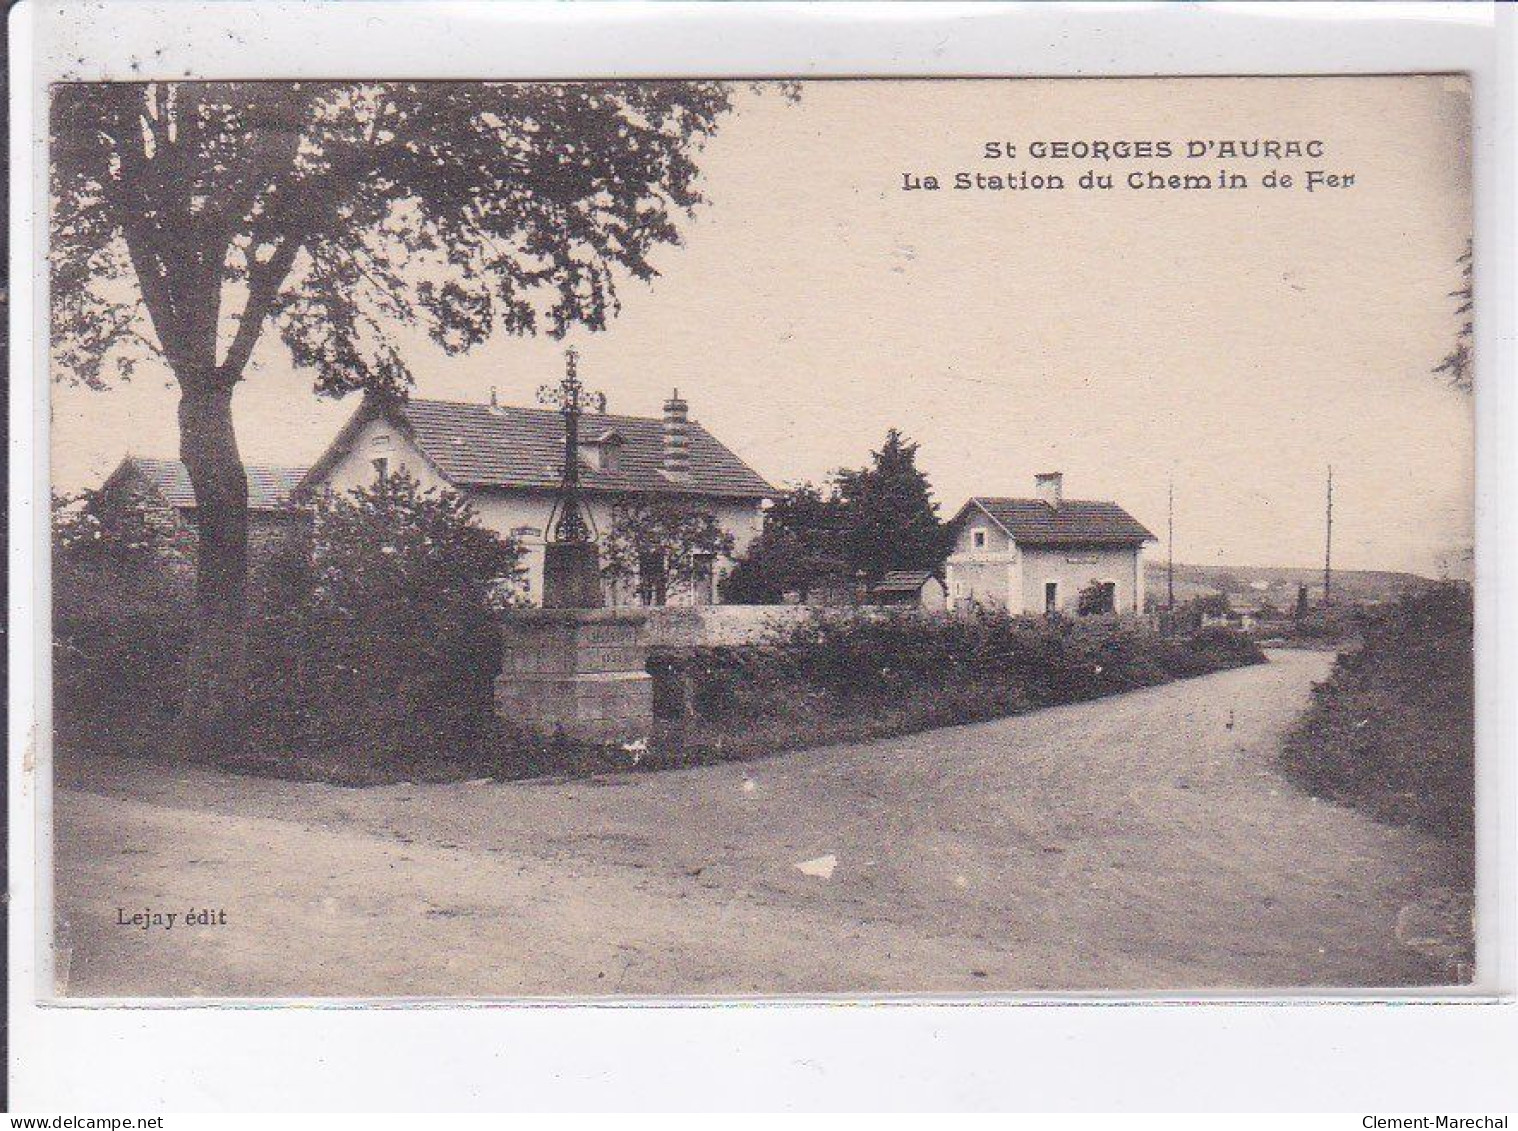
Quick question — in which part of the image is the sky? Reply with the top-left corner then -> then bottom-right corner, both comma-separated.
51,76 -> 1474,576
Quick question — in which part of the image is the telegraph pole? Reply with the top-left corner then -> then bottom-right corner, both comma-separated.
1323,464 -> 1334,607
1167,478 -> 1175,610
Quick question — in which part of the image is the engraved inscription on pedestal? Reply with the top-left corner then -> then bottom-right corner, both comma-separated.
495,608 -> 653,744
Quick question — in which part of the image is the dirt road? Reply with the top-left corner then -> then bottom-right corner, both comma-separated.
52,649 -> 1462,997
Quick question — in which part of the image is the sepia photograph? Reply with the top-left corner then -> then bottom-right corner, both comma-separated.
45,73 -> 1476,999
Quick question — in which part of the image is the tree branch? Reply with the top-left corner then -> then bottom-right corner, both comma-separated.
218,236 -> 301,381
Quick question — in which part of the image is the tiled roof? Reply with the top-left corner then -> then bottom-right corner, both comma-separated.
872,570 -> 938,594
380,399 -> 775,499
124,457 -> 308,512
960,497 -> 1155,546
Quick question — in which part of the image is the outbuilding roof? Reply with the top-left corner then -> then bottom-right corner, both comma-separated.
953,496 -> 1155,547
304,397 -> 776,500
871,570 -> 940,594
114,456 -> 308,512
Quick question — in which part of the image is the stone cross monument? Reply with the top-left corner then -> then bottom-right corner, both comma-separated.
537,346 -> 605,609
495,348 -> 654,746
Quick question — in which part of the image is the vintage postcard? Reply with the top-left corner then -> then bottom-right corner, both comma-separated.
46,74 -> 1475,999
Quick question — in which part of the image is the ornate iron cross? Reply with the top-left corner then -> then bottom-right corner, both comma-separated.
537,347 -> 606,544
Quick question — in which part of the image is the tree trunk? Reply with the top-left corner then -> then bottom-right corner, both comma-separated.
178,379 -> 251,760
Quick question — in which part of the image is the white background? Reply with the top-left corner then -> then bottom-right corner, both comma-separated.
10,1 -> 1518,1112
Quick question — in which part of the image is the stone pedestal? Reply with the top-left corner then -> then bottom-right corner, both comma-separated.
495,608 -> 652,744
541,541 -> 604,610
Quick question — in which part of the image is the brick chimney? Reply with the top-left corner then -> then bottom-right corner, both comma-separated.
662,389 -> 691,479
1036,471 -> 1063,509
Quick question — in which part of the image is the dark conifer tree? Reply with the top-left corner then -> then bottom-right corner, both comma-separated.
832,429 -> 949,584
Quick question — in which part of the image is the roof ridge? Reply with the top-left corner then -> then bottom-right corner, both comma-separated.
114,455 -> 307,511
384,396 -> 775,498
405,396 -> 674,429
128,455 -> 307,474
972,494 -> 1125,507
958,493 -> 1155,545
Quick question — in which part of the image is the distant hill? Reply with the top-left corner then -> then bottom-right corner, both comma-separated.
1143,562 -> 1433,611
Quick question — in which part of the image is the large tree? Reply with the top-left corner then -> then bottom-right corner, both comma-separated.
50,79 -> 749,750
720,482 -> 849,603
724,433 -> 949,604
832,428 -> 950,584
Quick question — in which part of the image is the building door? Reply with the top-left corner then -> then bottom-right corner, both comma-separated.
690,552 -> 716,606
1077,581 -> 1118,616
1096,581 -> 1116,614
638,551 -> 668,606
1045,581 -> 1059,614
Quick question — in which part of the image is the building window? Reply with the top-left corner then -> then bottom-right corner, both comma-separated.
372,456 -> 389,482
1044,581 -> 1059,614
581,432 -> 623,473
972,529 -> 987,550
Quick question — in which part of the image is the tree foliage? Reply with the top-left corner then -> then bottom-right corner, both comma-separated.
276,471 -> 526,611
832,428 -> 950,583
600,495 -> 735,606
53,487 -> 194,760
53,482 -> 179,567
720,482 -> 848,603
1433,237 -> 1473,393
724,430 -> 950,603
52,80 -> 747,396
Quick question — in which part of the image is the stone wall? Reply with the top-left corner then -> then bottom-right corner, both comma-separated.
642,604 -> 821,648
641,603 -> 940,647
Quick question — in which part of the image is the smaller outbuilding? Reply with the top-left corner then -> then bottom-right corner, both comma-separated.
869,570 -> 949,611
98,455 -> 309,572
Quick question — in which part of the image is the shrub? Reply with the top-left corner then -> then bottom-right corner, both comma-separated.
241,473 -> 527,777
1275,605 -> 1362,648
53,472 -> 651,785
649,609 -> 1266,765
52,490 -> 195,762
1280,583 -> 1474,877
54,476 -> 1270,787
